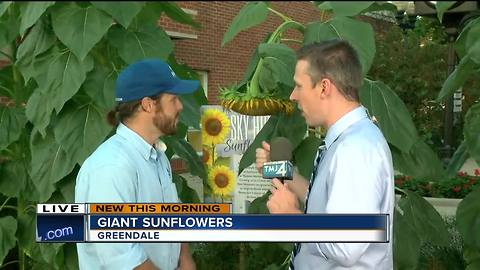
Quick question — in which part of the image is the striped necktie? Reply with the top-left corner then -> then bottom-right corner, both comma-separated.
288,142 -> 327,270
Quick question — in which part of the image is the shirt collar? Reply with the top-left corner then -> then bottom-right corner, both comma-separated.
116,123 -> 167,160
324,106 -> 368,149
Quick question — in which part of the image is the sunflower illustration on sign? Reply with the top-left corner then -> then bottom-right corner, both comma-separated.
202,145 -> 217,167
208,165 -> 236,198
201,108 -> 231,145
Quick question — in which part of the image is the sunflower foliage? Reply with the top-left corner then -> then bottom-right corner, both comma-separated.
222,2 -> 480,270
0,2 -> 206,269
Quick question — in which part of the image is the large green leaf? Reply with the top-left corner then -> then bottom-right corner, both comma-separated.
25,89 -> 53,137
293,135 -> 322,180
468,39 -> 480,64
258,43 -> 296,91
457,187 -> 480,249
464,245 -> 480,270
0,3 -> 19,49
168,54 -> 207,129
62,243 -> 79,270
0,66 -> 13,98
455,17 -> 480,59
0,159 -> 27,197
437,55 -> 476,102
464,103 -> 480,169
81,64 -> 116,112
221,2 -> 269,47
16,211 -> 36,257
52,3 -> 112,60
360,79 -> 418,152
26,50 -> 94,136
0,2 -> 12,17
162,137 -> 206,181
30,131 -> 76,202
16,19 -> 56,84
161,2 -> 200,29
91,2 -> 144,29
0,216 -> 17,265
54,100 -> 112,165
391,140 -> 445,180
399,191 -> 450,246
238,109 -> 307,175
446,141 -> 469,177
173,174 -> 201,203
19,2 -> 54,35
0,106 -> 27,150
107,24 -> 173,64
238,115 -> 278,175
247,190 -> 270,214
435,1 -> 456,23
303,17 -> 375,74
393,205 -> 421,270
43,50 -> 94,113
329,2 -> 374,17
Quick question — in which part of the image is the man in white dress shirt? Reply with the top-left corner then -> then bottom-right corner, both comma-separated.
256,40 -> 394,269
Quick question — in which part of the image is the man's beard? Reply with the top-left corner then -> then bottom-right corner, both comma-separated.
153,112 -> 179,135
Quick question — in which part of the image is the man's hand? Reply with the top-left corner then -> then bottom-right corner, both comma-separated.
176,243 -> 196,270
267,178 -> 302,214
256,141 -> 271,174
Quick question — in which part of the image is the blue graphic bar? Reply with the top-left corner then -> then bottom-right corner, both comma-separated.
89,214 -> 388,230
36,215 -> 85,242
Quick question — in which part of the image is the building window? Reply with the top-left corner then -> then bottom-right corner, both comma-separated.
195,70 -> 208,98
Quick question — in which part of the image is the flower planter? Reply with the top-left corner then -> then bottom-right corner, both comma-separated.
423,197 -> 462,217
395,195 -> 462,217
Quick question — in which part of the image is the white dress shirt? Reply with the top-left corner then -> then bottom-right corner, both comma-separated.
294,106 -> 394,269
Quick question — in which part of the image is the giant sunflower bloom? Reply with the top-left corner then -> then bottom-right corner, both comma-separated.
208,165 -> 236,196
201,109 -> 230,145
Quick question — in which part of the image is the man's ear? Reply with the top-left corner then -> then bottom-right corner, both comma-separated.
140,97 -> 152,113
318,78 -> 332,97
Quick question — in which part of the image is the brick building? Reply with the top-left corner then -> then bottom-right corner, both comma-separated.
160,1 -> 392,104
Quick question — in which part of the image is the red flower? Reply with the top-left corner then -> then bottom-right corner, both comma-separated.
405,175 -> 412,181
475,169 -> 480,176
452,186 -> 461,193
395,179 -> 404,187
463,184 -> 470,190
469,178 -> 477,185
458,171 -> 466,177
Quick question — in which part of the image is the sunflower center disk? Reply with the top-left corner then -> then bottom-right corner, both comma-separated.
205,118 -> 222,136
214,173 -> 229,188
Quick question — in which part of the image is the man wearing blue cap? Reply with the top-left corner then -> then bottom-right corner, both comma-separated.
75,59 -> 199,270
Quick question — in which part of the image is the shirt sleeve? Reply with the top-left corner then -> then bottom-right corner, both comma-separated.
304,142 -> 388,267
75,164 -> 147,269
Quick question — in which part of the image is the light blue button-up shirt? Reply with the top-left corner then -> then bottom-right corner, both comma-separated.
295,106 -> 394,269
75,123 -> 181,270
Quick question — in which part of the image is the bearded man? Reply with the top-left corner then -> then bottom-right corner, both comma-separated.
75,59 -> 198,270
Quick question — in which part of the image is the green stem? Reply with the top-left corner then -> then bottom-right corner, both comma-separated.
17,196 -> 25,270
0,260 -> 19,269
1,205 -> 17,211
268,7 -> 292,22
281,38 -> 303,44
24,204 -> 36,213
246,19 -> 304,98
395,186 -> 408,195
10,40 -> 23,108
0,197 -> 11,212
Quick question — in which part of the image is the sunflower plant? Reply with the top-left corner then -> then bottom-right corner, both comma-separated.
222,2 -> 480,270
219,3 -> 303,116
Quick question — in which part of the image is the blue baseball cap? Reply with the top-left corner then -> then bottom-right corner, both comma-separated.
115,59 -> 200,102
